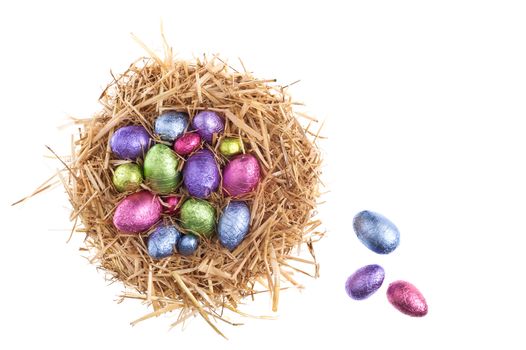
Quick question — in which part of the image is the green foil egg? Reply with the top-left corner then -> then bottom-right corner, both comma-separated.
180,198 -> 216,237
143,144 -> 181,194
219,137 -> 244,156
112,163 -> 143,192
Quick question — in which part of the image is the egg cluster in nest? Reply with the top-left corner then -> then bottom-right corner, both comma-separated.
58,43 -> 323,336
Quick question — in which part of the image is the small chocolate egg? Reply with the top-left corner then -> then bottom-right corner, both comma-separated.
113,191 -> 161,233
387,280 -> 428,317
177,234 -> 199,256
174,132 -> 201,156
154,111 -> 189,142
110,125 -> 151,160
345,264 -> 385,300
147,224 -> 181,259
353,210 -> 400,254
222,154 -> 261,196
143,144 -> 181,194
162,195 -> 181,214
180,198 -> 216,237
112,163 -> 143,192
219,137 -> 244,157
218,201 -> 251,251
191,111 -> 224,143
183,149 -> 220,198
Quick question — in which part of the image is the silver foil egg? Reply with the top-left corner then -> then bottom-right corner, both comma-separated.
154,111 -> 189,142
353,210 -> 400,254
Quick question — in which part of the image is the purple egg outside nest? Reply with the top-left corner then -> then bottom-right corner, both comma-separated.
191,111 -> 224,143
183,149 -> 220,198
345,264 -> 385,300
110,125 -> 151,160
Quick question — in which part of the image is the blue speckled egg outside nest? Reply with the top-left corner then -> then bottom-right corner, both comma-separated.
353,210 -> 400,254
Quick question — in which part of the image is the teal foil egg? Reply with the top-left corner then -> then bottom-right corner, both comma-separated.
143,144 -> 181,194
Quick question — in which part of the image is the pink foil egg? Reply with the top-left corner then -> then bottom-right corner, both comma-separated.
162,195 -> 181,214
113,191 -> 162,233
387,280 -> 428,317
174,132 -> 201,156
222,154 -> 261,196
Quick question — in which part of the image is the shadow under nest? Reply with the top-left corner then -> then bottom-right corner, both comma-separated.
59,46 -> 324,336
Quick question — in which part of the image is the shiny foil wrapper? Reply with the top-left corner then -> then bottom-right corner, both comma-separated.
345,264 -> 385,300
143,144 -> 181,194
219,137 -> 243,157
222,154 -> 261,197
113,191 -> 161,233
180,198 -> 216,237
387,280 -> 428,317
177,234 -> 199,256
174,132 -> 201,156
353,210 -> 400,254
183,149 -> 220,198
147,224 -> 181,259
191,111 -> 224,143
110,125 -> 151,160
154,111 -> 189,142
112,163 -> 143,192
218,201 -> 250,251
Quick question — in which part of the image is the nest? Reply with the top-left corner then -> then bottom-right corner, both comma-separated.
31,39 -> 324,336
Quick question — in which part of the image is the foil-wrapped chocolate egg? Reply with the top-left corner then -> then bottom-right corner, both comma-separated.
143,144 -> 181,194
353,210 -> 400,254
154,111 -> 189,142
345,264 -> 385,300
191,111 -> 224,143
387,280 -> 428,317
219,137 -> 243,157
180,198 -> 216,237
112,163 -> 143,192
147,224 -> 181,259
113,191 -> 161,233
218,201 -> 251,251
222,154 -> 261,196
110,125 -> 151,160
174,132 -> 201,156
183,149 -> 220,198
162,195 -> 181,214
177,234 -> 199,256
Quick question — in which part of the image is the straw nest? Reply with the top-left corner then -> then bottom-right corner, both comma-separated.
30,40 -> 324,336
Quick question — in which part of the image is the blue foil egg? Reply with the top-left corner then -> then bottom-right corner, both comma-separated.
177,234 -> 199,256
345,264 -> 385,300
147,224 -> 182,259
353,210 -> 400,254
154,111 -> 189,142
110,125 -> 151,160
218,201 -> 251,251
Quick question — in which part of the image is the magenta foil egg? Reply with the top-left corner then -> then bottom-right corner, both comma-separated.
174,132 -> 201,156
222,154 -> 261,196
113,191 -> 162,233
162,195 -> 181,214
387,280 -> 428,317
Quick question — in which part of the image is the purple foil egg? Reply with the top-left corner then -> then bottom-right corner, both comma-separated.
387,280 -> 428,317
191,111 -> 224,143
162,195 -> 181,214
113,191 -> 162,233
222,154 -> 261,197
110,125 -> 151,160
174,132 -> 201,156
345,264 -> 385,300
183,149 -> 220,198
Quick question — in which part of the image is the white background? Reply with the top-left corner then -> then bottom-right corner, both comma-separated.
1,0 -> 525,349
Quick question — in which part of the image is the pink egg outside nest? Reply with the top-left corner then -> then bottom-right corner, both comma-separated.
113,191 -> 162,233
222,154 -> 261,196
173,132 -> 201,156
162,195 -> 181,214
